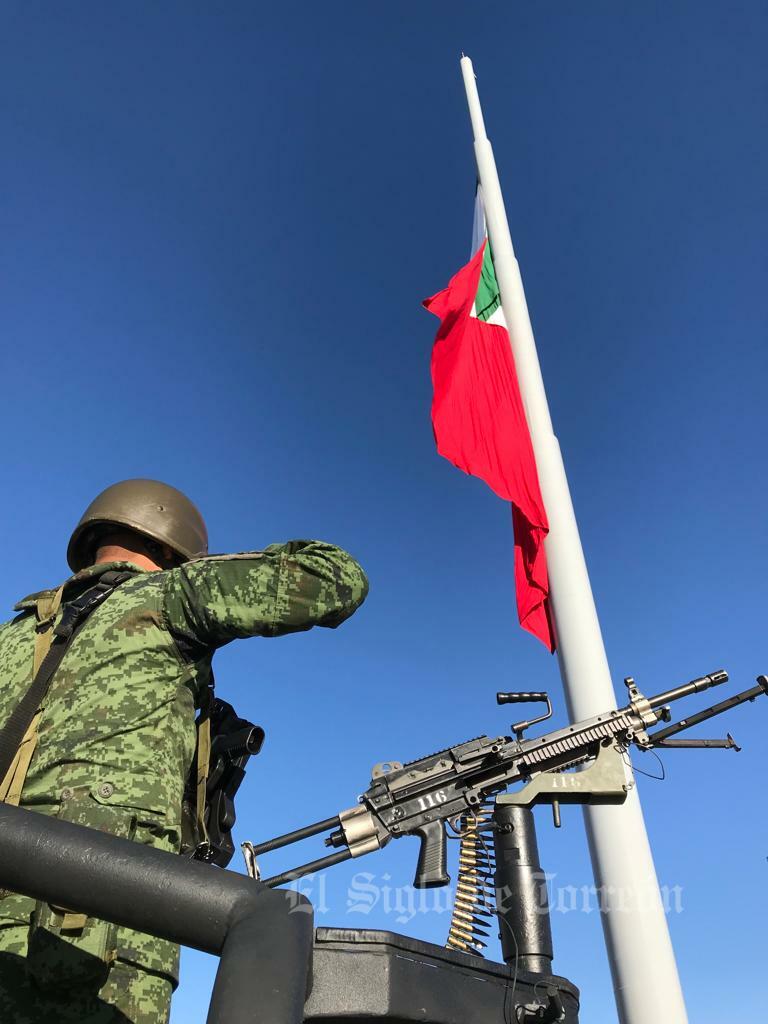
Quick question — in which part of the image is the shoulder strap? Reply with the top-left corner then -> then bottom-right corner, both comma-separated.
32,586 -> 64,676
0,571 -> 136,786
193,679 -> 215,856
195,715 -> 212,851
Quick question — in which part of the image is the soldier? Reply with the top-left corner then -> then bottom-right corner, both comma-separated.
0,479 -> 369,1023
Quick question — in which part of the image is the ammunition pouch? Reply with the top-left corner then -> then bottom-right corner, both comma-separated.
26,792 -> 136,989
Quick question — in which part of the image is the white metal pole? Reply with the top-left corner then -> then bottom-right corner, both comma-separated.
460,56 -> 688,1024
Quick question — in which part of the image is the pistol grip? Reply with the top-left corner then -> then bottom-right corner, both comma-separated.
413,821 -> 450,889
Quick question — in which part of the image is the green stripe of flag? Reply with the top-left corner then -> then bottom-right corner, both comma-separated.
474,241 -> 501,322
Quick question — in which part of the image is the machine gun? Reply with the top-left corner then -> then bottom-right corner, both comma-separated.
244,670 -> 767,889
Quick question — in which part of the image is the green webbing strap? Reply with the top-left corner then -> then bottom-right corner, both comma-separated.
33,586 -> 64,676
195,715 -> 212,850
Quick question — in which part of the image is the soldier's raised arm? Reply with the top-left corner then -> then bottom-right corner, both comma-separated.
161,540 -> 369,647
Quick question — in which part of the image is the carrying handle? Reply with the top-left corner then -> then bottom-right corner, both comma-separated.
497,692 -> 553,739
497,691 -> 548,704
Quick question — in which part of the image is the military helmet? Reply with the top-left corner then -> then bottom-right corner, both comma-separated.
67,479 -> 208,572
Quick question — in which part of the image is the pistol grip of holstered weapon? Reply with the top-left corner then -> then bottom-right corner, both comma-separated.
413,821 -> 450,888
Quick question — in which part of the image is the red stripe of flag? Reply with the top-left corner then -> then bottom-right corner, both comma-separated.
424,242 -> 555,652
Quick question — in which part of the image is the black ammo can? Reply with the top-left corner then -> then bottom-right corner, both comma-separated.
304,928 -> 579,1024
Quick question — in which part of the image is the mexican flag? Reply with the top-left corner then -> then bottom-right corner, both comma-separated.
424,191 -> 554,651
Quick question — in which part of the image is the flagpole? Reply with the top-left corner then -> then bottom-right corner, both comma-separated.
460,56 -> 688,1024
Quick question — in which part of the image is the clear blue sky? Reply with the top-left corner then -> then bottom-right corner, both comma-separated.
1,3 -> 766,1022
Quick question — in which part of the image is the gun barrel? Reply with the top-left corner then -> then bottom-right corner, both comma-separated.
241,727 -> 266,756
648,676 -> 768,745
647,670 -> 728,710
212,726 -> 265,759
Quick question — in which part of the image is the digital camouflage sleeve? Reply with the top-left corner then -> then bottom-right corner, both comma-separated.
0,540 -> 368,1024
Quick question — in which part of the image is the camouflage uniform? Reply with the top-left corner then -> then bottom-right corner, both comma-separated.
0,541 -> 368,1023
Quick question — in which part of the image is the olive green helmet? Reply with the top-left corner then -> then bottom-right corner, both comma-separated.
67,479 -> 208,572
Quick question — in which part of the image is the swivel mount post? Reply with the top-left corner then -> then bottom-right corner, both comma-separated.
492,802 -> 554,975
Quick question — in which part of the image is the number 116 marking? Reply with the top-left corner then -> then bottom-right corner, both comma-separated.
416,790 -> 448,812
